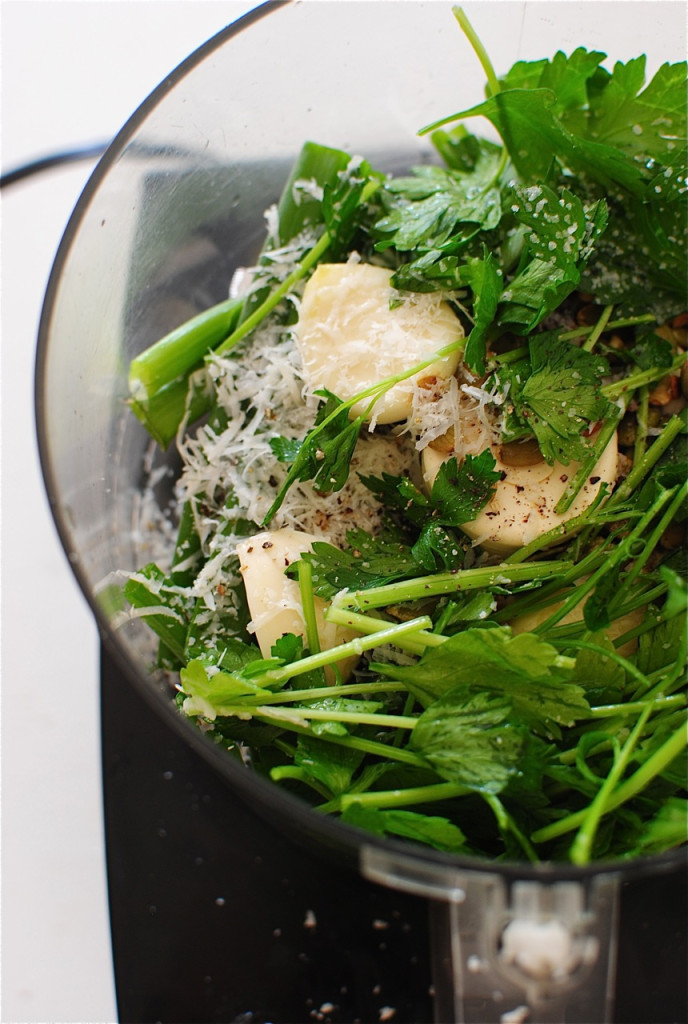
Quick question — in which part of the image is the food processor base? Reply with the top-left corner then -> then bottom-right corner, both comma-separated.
101,645 -> 435,1024
101,647 -> 687,1024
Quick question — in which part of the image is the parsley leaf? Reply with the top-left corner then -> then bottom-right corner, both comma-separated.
362,449 -> 501,529
624,798 -> 688,857
456,247 -> 502,374
374,159 -> 502,255
628,331 -> 675,371
430,450 -> 502,525
425,51 -> 687,318
411,522 -> 465,573
295,735 -> 365,795
576,57 -> 687,169
572,635 -> 626,705
439,53 -> 686,197
266,389 -> 366,523
380,627 -> 590,739
500,48 -> 607,116
123,562 -> 194,667
410,690 -> 527,794
342,803 -> 467,853
180,658 -> 276,718
499,184 -> 608,333
322,157 -> 384,259
510,183 -> 607,274
496,333 -> 614,464
291,528 -> 421,600
290,450 -> 499,593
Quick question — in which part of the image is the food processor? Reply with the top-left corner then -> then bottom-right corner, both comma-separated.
35,2 -> 687,1021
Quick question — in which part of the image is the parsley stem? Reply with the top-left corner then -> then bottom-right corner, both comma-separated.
546,636 -> 651,692
325,605 -> 443,655
263,330 -> 466,525
483,793 -> 540,863
228,681 -> 409,707
496,543 -> 610,624
554,405 -> 624,515
533,723 -> 687,846
492,345 -> 528,365
452,7 -> 502,99
602,351 -> 687,400
533,487 -> 676,634
270,766 -> 332,800
262,617 -> 437,686
215,232 -> 330,357
633,385 -> 650,466
588,694 -> 685,718
338,780 -> 469,812
254,704 -> 418,731
608,410 -> 686,507
558,314 -> 656,342
298,560 -> 321,657
639,657 -> 687,703
581,304 -> 614,352
492,314 -> 657,369
215,179 -> 381,361
418,6 -> 503,137
248,709 -> 429,768
333,559 -> 572,612
607,481 -> 687,613
569,703 -> 652,864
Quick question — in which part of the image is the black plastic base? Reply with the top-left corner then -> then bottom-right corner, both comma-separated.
101,647 -> 434,1023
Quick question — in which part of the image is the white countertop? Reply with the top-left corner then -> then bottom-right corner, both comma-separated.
1,4 -> 255,1021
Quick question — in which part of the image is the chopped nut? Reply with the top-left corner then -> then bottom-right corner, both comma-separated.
660,522 -> 686,550
649,374 -> 679,406
647,406 -> 662,428
617,415 -> 637,448
616,451 -> 633,480
428,427 -> 456,454
576,303 -> 603,326
498,437 -> 544,467
655,322 -> 688,349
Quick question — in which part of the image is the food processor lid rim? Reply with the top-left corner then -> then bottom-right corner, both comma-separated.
33,0 -> 686,888
34,0 -> 283,499
33,0 -> 290,722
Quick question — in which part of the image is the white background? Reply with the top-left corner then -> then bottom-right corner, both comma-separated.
1,4 -> 256,1021
1,2 -> 686,1023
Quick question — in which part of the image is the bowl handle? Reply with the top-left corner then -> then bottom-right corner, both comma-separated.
360,844 -> 620,1024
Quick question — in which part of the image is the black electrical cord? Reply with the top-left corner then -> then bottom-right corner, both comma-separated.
0,142 -> 110,189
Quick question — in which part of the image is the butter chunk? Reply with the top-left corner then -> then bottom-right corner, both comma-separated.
295,263 -> 463,424
236,528 -> 359,679
422,434 -> 619,554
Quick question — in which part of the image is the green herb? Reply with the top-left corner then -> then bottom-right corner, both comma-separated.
496,332 -> 614,464
410,690 -> 529,794
362,448 -> 501,529
123,7 -> 687,863
374,627 -> 589,737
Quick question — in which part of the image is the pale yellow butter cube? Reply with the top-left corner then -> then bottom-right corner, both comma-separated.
236,528 -> 359,679
295,263 -> 463,424
422,434 -> 619,554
